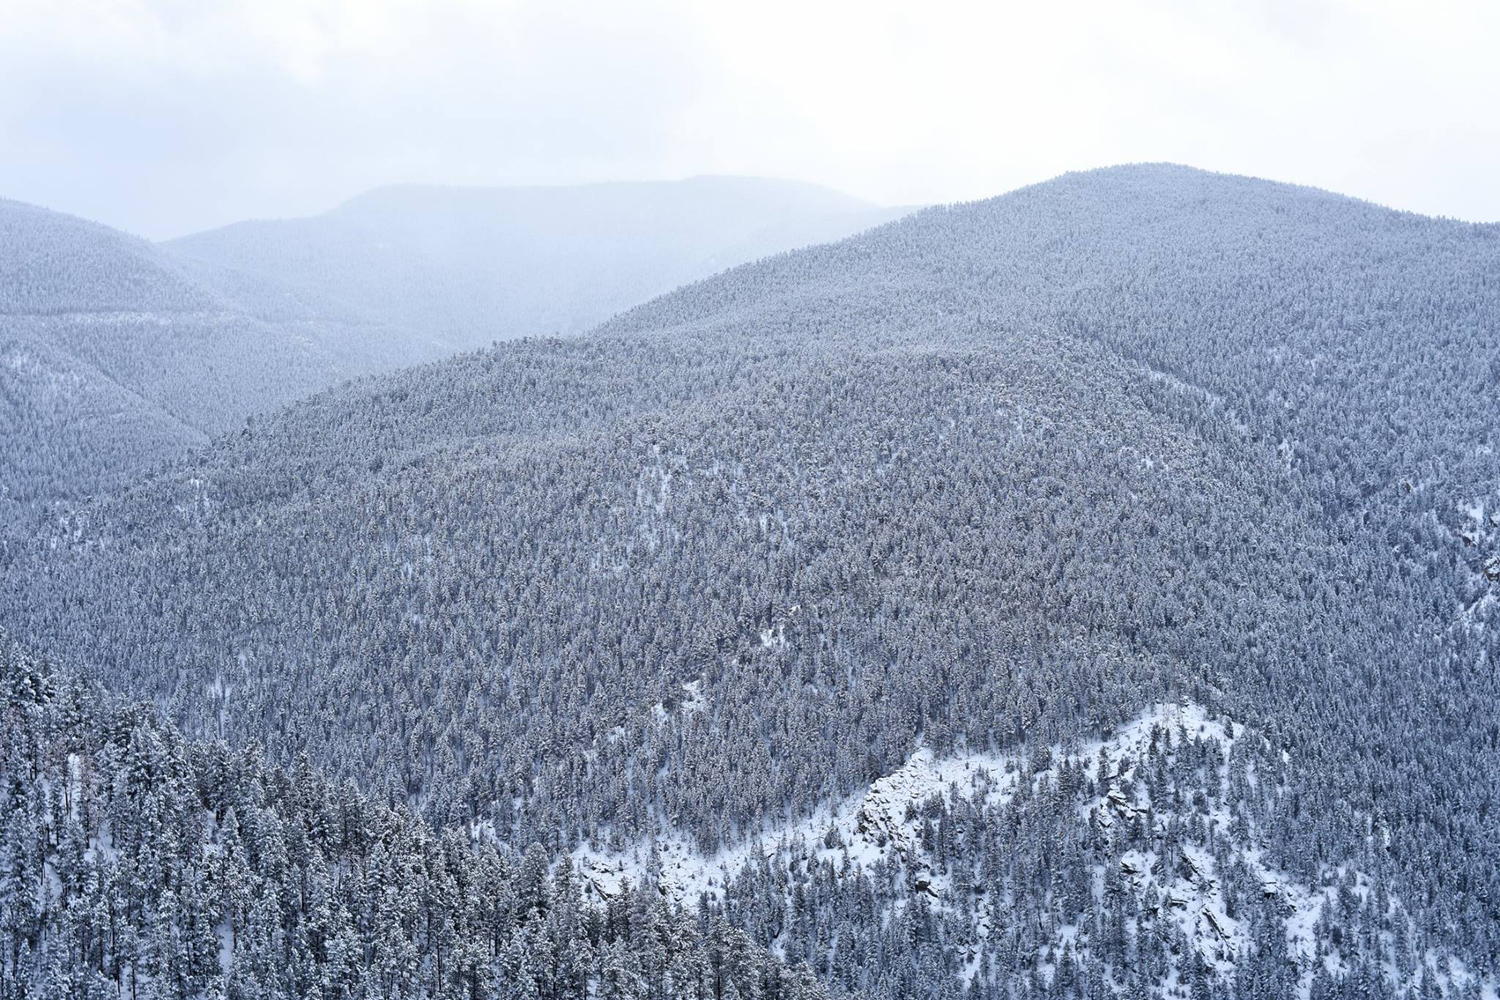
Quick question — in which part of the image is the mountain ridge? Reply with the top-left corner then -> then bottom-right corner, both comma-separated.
2,163 -> 1496,997
163,174 -> 910,348
1,177 -> 911,505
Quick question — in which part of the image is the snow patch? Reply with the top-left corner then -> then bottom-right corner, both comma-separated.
575,701 -> 1490,997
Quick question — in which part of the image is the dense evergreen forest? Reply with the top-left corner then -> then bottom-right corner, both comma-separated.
0,196 -> 346,506
1,165 -> 1496,998
1,632 -> 841,1000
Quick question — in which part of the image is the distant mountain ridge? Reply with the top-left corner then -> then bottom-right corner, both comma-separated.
164,175 -> 910,346
0,197 -> 353,507
0,177 -> 909,507
0,197 -> 215,315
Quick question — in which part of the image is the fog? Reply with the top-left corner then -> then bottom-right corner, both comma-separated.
3,0 -> 1497,238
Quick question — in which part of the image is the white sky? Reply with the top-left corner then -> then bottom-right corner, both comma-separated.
3,0 -> 1497,238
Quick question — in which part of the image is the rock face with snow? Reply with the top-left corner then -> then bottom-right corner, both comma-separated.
577,703 -> 1494,1000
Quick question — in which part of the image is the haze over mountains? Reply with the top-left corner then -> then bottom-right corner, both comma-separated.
0,177 -> 906,507
168,176 -> 909,347
2,165 -> 1496,999
0,196 -> 346,505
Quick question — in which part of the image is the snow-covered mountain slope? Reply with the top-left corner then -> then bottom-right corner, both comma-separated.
8,164 -> 1500,999
3,180 -> 908,507
0,197 -> 362,504
577,702 -> 1495,1000
1,633 -> 837,1000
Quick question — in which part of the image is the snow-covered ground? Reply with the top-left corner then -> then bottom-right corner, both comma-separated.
576,702 -> 1222,906
574,701 -> 1494,999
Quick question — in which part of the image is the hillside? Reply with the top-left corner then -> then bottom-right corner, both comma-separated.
1,180 -> 907,508
0,198 -> 380,506
577,702 -> 1491,999
0,631 -> 840,1000
2,165 -> 1497,997
164,176 -> 910,348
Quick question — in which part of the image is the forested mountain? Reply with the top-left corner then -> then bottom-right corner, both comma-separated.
0,630 -> 839,1000
0,198 -> 351,506
2,164 -> 1497,998
1,180 -> 906,508
164,176 -> 909,349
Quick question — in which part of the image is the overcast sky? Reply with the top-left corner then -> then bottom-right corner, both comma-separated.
3,0 -> 1497,239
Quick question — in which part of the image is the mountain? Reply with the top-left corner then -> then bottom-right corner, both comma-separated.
3,164 -> 1497,998
0,630 -> 842,1000
164,176 -> 911,348
1,180 -> 909,508
0,198 -> 389,508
